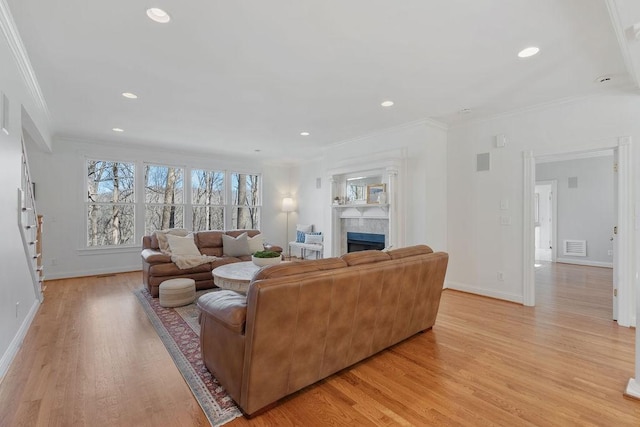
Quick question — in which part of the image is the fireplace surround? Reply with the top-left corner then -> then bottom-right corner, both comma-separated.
327,152 -> 405,257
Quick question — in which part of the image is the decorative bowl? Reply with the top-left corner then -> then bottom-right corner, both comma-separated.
251,254 -> 282,267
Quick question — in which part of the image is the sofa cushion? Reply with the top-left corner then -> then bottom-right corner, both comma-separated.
197,291 -> 247,334
154,228 -> 190,253
166,233 -> 201,256
253,258 -> 347,280
222,232 -> 250,257
227,229 -> 261,238
149,261 -> 213,277
194,231 -> 224,252
386,245 -> 433,260
340,250 -> 391,266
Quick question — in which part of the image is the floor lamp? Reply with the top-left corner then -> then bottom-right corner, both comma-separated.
282,197 -> 295,258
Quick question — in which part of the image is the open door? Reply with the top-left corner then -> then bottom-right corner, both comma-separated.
612,149 -> 618,321
534,181 -> 557,263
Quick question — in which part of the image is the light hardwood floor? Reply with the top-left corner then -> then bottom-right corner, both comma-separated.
0,264 -> 638,426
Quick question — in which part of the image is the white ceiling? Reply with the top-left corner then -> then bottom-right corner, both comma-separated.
6,0 -> 640,162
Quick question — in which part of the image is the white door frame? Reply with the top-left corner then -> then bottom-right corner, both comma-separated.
522,137 -> 634,327
535,180 -> 557,262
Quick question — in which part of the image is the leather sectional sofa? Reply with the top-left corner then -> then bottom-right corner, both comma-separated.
141,229 -> 281,297
197,244 -> 448,416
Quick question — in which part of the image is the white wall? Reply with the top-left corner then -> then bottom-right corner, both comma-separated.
27,138 -> 292,279
0,11 -> 52,377
292,121 -> 448,255
447,94 -> 640,303
537,156 -> 614,266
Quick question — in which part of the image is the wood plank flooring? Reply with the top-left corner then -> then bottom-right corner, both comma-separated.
0,264 -> 638,426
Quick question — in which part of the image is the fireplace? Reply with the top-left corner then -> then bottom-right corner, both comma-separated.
347,232 -> 385,252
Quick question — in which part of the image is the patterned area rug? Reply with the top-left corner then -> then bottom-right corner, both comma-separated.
134,287 -> 242,426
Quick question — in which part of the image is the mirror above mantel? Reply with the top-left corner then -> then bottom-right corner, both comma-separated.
345,175 -> 382,204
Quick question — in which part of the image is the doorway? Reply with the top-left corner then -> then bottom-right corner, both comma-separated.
523,137 -> 633,327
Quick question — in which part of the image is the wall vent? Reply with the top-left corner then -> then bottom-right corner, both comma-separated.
563,240 -> 586,256
476,153 -> 491,172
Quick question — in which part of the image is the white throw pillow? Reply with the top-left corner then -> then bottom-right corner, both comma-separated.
154,228 -> 189,254
304,233 -> 323,245
222,232 -> 250,257
166,233 -> 201,256
296,224 -> 313,233
247,234 -> 264,254
295,224 -> 313,243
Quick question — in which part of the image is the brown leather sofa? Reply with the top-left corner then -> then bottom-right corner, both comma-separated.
197,244 -> 448,416
141,229 -> 281,297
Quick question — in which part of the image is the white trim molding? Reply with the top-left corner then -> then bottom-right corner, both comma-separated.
523,137 -> 635,326
0,299 -> 39,381
522,150 -> 536,306
445,281 -> 523,304
0,0 -> 50,120
555,258 -> 613,268
605,0 -> 640,89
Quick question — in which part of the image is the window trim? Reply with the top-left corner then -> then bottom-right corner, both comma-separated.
85,158 -> 136,248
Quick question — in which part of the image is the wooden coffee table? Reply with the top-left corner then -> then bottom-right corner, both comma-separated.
212,261 -> 261,294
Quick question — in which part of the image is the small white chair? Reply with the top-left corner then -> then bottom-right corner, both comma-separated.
289,231 -> 324,260
288,242 -> 324,259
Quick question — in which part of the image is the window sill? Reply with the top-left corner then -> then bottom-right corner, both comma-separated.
77,245 -> 141,256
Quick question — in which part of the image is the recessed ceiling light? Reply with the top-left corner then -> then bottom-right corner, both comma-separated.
300,131 -> 310,136
122,92 -> 138,99
381,100 -> 394,107
112,128 -> 124,132
518,46 -> 540,58
147,8 -> 171,23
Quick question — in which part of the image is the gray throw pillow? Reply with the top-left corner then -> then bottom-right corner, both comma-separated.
222,232 -> 250,257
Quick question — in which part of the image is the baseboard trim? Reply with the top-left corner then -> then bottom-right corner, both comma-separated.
625,378 -> 640,400
555,258 -> 613,268
445,281 -> 523,304
0,298 -> 40,383
46,265 -> 141,280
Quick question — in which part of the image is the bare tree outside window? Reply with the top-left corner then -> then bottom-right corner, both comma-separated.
191,169 -> 224,231
87,160 -> 135,246
145,164 -> 184,234
231,173 -> 260,230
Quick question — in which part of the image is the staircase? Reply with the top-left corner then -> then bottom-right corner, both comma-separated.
17,136 -> 44,302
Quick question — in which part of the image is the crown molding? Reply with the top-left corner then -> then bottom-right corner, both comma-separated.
325,117 -> 448,151
0,0 -> 50,120
605,0 -> 640,89
448,93 -> 614,130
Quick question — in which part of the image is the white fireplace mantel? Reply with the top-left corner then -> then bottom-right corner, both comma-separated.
326,152 -> 405,257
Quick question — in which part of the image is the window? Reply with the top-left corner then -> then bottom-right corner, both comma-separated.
144,164 -> 184,235
87,160 -> 135,246
231,173 -> 260,229
85,161 -> 262,246
191,169 -> 224,231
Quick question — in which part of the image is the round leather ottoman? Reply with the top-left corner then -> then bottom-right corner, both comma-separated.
159,278 -> 196,308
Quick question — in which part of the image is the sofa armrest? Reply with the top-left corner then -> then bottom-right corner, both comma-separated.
197,291 -> 247,334
141,249 -> 171,263
263,244 -> 283,253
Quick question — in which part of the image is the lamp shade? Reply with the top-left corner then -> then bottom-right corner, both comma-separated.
282,197 -> 295,212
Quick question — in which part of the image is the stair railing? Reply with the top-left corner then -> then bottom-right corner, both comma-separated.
17,135 -> 44,302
